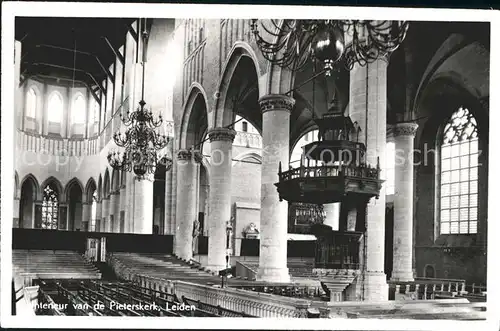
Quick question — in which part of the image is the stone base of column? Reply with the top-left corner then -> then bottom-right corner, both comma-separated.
390,272 -> 414,282
256,267 -> 290,283
363,271 -> 388,301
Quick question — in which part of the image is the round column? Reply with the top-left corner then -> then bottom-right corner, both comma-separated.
257,94 -> 294,283
174,149 -> 201,261
102,197 -> 109,232
391,122 -> 418,282
206,127 -> 236,272
132,175 -> 154,234
349,59 -> 388,300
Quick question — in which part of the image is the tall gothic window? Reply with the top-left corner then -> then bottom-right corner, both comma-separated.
439,107 -> 479,235
42,184 -> 59,229
72,94 -> 86,124
26,87 -> 37,118
48,92 -> 63,123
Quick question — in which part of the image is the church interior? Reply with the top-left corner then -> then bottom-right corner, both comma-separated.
9,15 -> 489,319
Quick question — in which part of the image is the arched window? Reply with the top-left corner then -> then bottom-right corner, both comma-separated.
48,92 -> 63,123
41,184 -> 59,229
439,107 -> 479,235
72,94 -> 86,124
26,87 -> 37,118
91,191 -> 97,232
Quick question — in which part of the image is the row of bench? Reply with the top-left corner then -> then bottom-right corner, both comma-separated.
35,280 -> 257,317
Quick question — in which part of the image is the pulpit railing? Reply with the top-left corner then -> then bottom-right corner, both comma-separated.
279,162 -> 380,183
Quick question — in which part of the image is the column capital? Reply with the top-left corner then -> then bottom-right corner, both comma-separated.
258,94 -> 295,114
392,122 -> 418,137
177,149 -> 203,163
207,127 -> 236,143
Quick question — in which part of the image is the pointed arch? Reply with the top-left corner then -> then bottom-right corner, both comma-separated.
85,177 -> 97,203
20,173 -> 40,199
214,44 -> 262,129
179,83 -> 209,150
414,35 -> 489,114
64,177 -> 84,201
19,173 -> 39,228
41,176 -> 64,200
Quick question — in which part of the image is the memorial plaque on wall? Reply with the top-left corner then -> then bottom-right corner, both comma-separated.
59,206 -> 67,230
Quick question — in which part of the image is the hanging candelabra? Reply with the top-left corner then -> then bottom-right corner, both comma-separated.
107,18 -> 172,180
250,19 -> 409,75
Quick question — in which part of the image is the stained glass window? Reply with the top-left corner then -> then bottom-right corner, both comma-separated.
440,107 -> 478,234
41,184 -> 59,229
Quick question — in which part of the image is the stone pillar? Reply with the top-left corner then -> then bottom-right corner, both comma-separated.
95,200 -> 102,232
349,59 -> 388,301
164,143 -> 174,234
109,191 -> 118,233
132,175 -> 154,234
174,149 -> 201,261
257,94 -> 294,283
391,123 -> 418,282
81,202 -> 90,231
323,203 -> 340,230
102,197 -> 109,232
206,127 -> 236,271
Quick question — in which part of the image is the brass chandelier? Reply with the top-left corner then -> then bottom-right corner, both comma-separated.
107,18 -> 172,180
250,19 -> 409,75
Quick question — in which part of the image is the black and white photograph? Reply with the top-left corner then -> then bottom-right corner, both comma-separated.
1,2 -> 498,329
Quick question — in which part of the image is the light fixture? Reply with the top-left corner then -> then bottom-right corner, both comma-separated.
250,19 -> 409,75
107,18 -> 172,180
